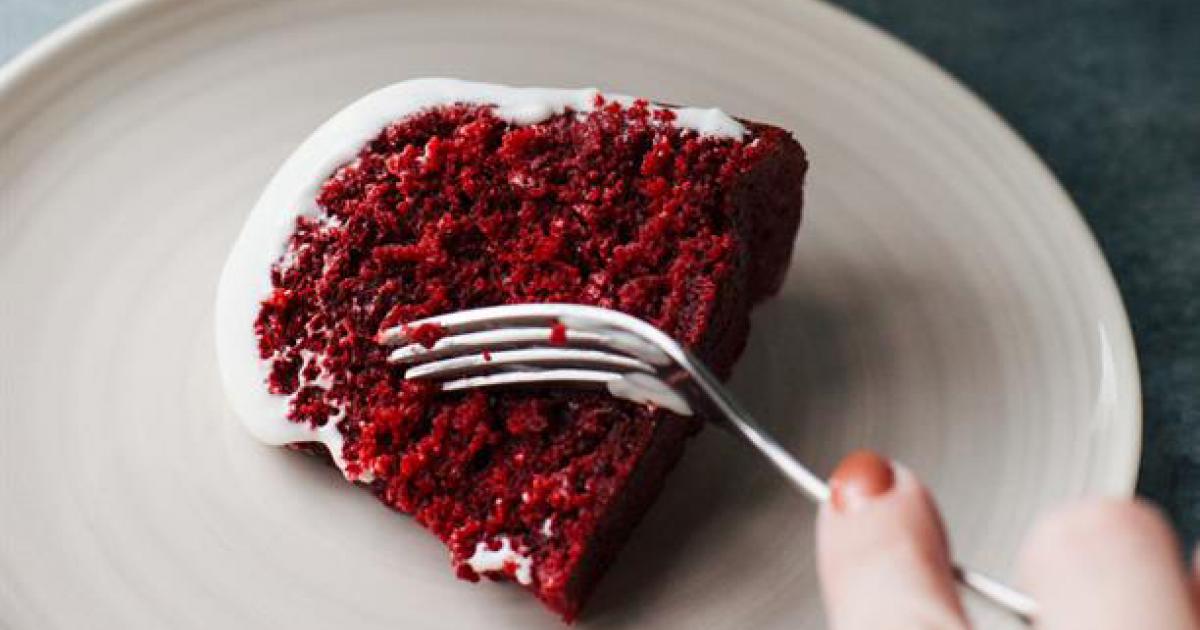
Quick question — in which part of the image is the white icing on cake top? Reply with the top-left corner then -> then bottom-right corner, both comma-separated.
215,78 -> 737,480
466,536 -> 533,585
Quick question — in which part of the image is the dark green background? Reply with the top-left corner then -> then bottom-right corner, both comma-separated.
5,0 -> 1199,540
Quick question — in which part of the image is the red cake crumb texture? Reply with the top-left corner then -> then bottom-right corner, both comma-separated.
255,96 -> 806,620
549,322 -> 568,346
403,322 -> 447,349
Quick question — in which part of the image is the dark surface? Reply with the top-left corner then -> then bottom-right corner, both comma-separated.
829,0 -> 1200,543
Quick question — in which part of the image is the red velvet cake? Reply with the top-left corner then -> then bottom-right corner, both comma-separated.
216,79 -> 806,620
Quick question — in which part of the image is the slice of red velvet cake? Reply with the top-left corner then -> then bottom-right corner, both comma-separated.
216,78 -> 806,620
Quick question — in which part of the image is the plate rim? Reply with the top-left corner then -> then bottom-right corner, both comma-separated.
0,0 -> 1142,491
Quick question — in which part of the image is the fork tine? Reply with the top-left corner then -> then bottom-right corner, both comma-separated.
388,326 -> 672,366
378,305 -> 570,345
389,328 -> 610,364
378,304 -> 668,347
404,348 -> 654,380
437,369 -> 692,415
438,368 -> 622,392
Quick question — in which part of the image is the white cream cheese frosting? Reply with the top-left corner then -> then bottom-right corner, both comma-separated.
465,535 -> 533,585
215,78 -> 736,479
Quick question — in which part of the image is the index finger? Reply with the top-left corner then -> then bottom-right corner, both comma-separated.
817,452 -> 968,630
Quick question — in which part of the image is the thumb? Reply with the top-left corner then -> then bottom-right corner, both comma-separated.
817,450 -> 968,630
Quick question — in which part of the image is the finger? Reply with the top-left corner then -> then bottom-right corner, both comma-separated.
817,450 -> 968,630
1193,546 -> 1200,597
1018,499 -> 1200,630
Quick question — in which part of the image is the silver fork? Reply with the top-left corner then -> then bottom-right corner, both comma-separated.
379,303 -> 1038,624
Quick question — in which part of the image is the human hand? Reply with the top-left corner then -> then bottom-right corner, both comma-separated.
817,450 -> 1199,629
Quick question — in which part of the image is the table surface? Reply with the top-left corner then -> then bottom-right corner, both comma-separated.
4,0 -> 1198,542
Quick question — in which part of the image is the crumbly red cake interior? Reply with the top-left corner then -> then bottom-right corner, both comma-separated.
255,97 -> 806,620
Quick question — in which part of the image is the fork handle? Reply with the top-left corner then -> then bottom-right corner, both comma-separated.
730,411 -> 1037,623
679,360 -> 1039,624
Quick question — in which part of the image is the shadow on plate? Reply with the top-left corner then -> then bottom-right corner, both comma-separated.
580,286 -> 888,625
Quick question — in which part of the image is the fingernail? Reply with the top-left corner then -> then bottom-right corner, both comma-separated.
829,449 -> 895,513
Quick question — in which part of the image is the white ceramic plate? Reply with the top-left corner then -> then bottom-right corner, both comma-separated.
0,1 -> 1140,628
